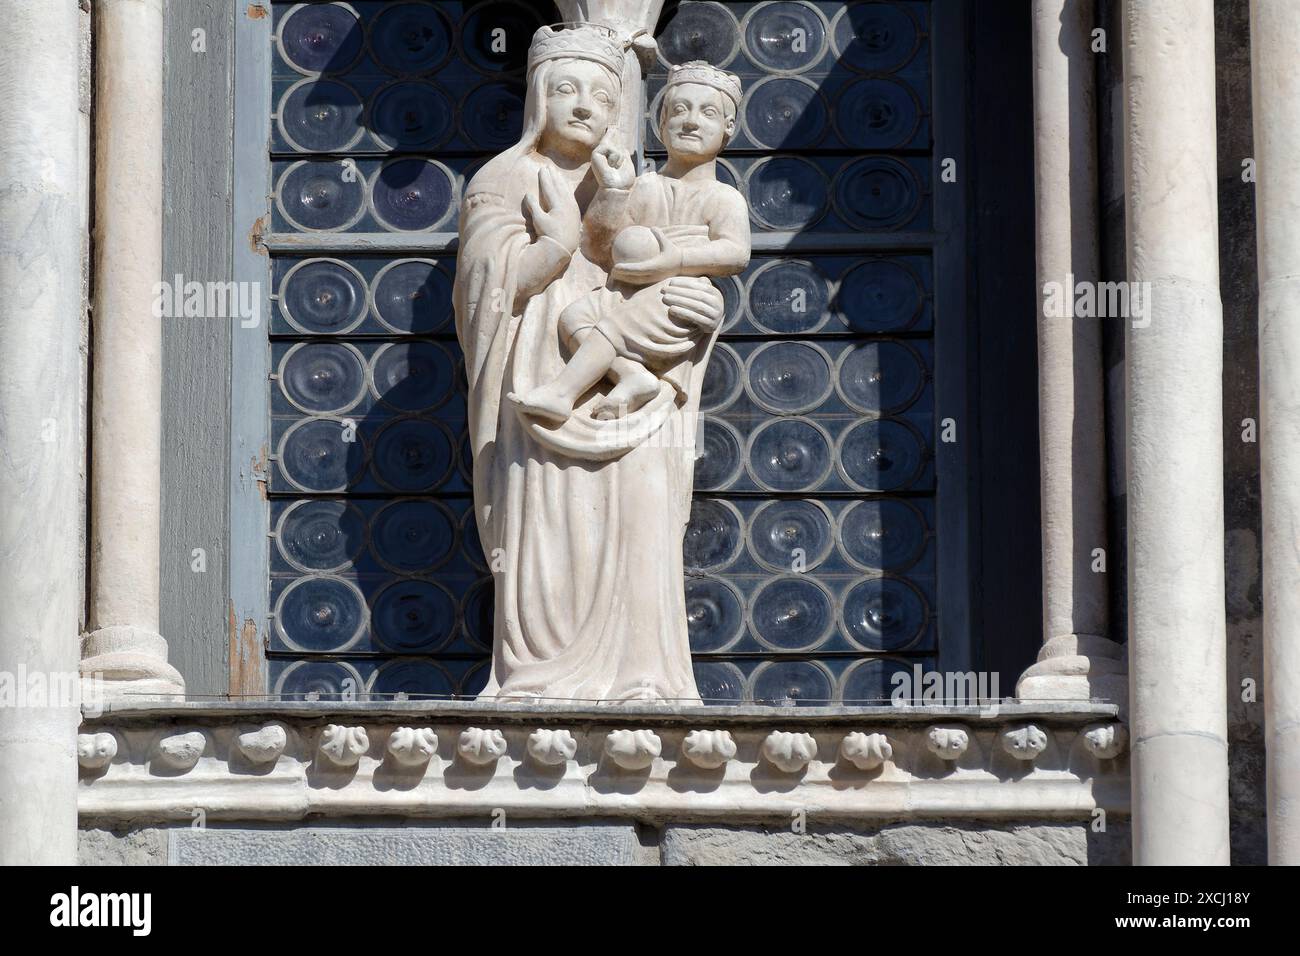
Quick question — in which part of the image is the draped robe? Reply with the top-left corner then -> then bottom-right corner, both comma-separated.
454,150 -> 713,703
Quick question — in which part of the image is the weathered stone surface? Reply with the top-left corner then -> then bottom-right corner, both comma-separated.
79,827 -> 168,866
660,822 -> 1131,866
168,824 -> 641,866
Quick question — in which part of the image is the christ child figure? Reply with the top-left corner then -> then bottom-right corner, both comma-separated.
508,61 -> 751,423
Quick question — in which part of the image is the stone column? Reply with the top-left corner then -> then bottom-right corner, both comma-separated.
80,0 -> 184,697
1123,0 -> 1229,865
1016,0 -> 1126,707
1251,0 -> 1300,866
0,1 -> 84,864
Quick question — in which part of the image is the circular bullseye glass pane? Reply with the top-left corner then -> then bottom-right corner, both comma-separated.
372,342 -> 456,411
837,340 -> 926,414
843,577 -> 926,651
373,260 -> 452,333
370,659 -> 455,698
371,499 -> 456,573
369,81 -> 454,148
831,2 -> 919,73
275,660 -> 364,699
743,77 -> 827,149
693,660 -> 747,704
840,657 -> 914,705
834,157 -> 922,231
370,2 -> 453,74
839,498 -> 927,571
372,417 -> 454,492
748,499 -> 833,572
693,419 -> 743,491
279,3 -> 364,74
278,417 -> 366,492
280,259 -> 368,334
461,82 -> 526,150
746,342 -> 833,414
276,575 -> 365,652
835,77 -> 920,150
277,499 -> 366,573
371,580 -> 457,653
280,343 -> 366,413
683,499 -> 743,571
747,157 -> 828,230
743,1 -> 827,73
837,259 -> 924,332
685,577 -> 745,652
750,576 -> 834,651
460,1 -> 543,73
371,159 -> 455,231
747,418 -> 832,491
700,342 -> 743,411
657,1 -> 740,66
746,259 -> 830,333
752,659 -> 833,706
278,161 -> 365,231
279,80 -> 364,152
838,418 -> 925,492
462,577 -> 494,650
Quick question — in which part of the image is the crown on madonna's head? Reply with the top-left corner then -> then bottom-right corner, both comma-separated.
528,22 -> 627,74
664,60 -> 743,108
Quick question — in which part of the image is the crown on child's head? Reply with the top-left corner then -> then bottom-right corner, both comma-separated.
528,23 -> 627,74
664,61 -> 743,109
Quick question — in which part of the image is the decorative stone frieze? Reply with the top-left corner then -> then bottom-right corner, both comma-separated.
318,725 -> 368,767
1001,725 -> 1049,762
154,731 -> 206,771
926,725 -> 969,762
457,728 -> 507,766
386,728 -> 438,767
1082,723 -> 1127,760
527,729 -> 577,766
839,732 -> 891,770
236,724 -> 287,765
76,701 -> 1128,824
680,730 -> 736,770
77,733 -> 117,772
762,731 -> 817,773
604,729 -> 662,770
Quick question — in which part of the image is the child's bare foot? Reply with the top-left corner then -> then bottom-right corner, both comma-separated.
593,364 -> 660,420
508,387 -> 573,424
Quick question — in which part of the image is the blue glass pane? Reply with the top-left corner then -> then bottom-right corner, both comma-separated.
371,2 -> 453,75
744,77 -> 828,149
370,81 -> 454,149
372,260 -> 452,333
277,499 -> 366,573
371,500 -> 456,573
279,3 -> 363,74
279,80 -> 363,151
280,343 -> 366,414
744,1 -> 827,72
372,159 -> 454,231
277,576 -> 365,652
280,259 -> 368,334
751,660 -> 833,706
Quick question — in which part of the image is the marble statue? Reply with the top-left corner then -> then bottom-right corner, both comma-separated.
453,23 -> 748,703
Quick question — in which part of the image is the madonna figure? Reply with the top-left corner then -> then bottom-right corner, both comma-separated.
453,23 -> 732,703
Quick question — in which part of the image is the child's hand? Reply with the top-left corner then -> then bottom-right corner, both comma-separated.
591,129 -> 636,190
611,228 -> 683,285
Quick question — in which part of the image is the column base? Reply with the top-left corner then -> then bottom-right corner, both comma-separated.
80,625 -> 185,701
1015,633 -> 1127,713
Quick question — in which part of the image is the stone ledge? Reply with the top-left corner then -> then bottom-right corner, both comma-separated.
78,702 -> 1129,825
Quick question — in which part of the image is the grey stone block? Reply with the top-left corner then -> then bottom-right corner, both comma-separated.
169,822 -> 641,866
79,827 -> 169,866
660,821 -> 1132,866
